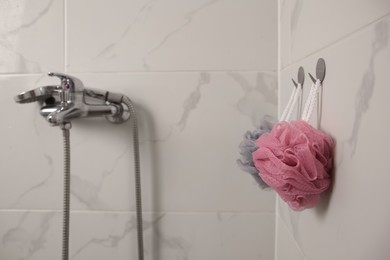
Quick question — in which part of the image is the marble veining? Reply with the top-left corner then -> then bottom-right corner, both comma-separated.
94,0 -> 158,61
290,0 -> 303,45
67,0 -> 277,72
0,45 -> 42,73
346,20 -> 389,156
155,235 -> 191,260
71,216 -> 137,258
154,72 -> 210,142
151,217 -> 191,260
70,175 -> 109,210
228,72 -> 277,126
3,0 -> 55,36
72,213 -> 166,259
2,212 -> 57,259
71,145 -> 131,210
175,73 -> 210,131
0,0 -> 57,73
10,154 -> 54,209
142,0 -> 221,70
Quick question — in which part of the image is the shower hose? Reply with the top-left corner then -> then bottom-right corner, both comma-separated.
61,96 -> 144,260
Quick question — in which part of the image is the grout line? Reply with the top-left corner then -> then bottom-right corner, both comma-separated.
0,209 -> 276,215
0,70 -> 278,78
277,0 -> 282,72
68,69 -> 278,74
281,11 -> 390,72
277,0 -> 282,121
274,197 -> 279,260
0,73 -> 48,77
64,0 -> 67,73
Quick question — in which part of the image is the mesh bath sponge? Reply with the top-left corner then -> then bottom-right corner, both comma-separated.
252,120 -> 334,210
237,116 -> 276,189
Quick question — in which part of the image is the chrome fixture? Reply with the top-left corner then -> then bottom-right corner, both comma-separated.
308,58 -> 326,83
291,66 -> 305,87
14,72 -> 130,126
14,73 -> 144,260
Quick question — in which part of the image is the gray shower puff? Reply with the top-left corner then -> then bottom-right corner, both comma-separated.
237,116 -> 276,189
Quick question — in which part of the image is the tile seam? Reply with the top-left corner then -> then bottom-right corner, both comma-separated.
280,11 -> 390,72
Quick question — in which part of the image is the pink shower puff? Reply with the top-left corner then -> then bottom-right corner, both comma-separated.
252,120 -> 334,211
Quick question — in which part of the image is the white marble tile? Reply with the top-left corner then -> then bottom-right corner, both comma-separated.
278,0 -> 292,69
288,0 -> 390,63
0,0 -> 64,73
68,72 -> 277,212
0,75 -> 66,210
275,215 -> 305,260
276,198 -> 302,250
0,211 -> 274,260
277,14 -> 390,260
280,15 -> 390,167
1,72 -> 277,212
66,0 -> 277,72
70,212 -> 275,260
0,211 -> 62,260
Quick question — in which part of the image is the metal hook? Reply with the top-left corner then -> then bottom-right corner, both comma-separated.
308,58 -> 326,83
297,67 -> 305,86
291,78 -> 298,87
291,66 -> 305,88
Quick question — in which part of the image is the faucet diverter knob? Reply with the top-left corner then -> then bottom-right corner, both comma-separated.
48,72 -> 85,93
48,72 -> 85,104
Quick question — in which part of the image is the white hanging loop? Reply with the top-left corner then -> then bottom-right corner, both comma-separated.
280,66 -> 305,122
301,79 -> 321,122
285,83 -> 302,122
279,83 -> 303,122
279,86 -> 297,121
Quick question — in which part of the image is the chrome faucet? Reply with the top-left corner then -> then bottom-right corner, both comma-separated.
14,72 -> 144,260
14,72 -> 130,126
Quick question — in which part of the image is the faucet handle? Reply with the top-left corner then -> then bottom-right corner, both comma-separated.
14,85 -> 61,104
48,72 -> 84,92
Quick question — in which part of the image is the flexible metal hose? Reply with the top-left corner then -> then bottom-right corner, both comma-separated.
59,97 -> 143,260
122,96 -> 144,260
61,123 -> 71,260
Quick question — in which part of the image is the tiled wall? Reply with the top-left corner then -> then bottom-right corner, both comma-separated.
277,1 -> 390,260
0,1 -> 277,259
